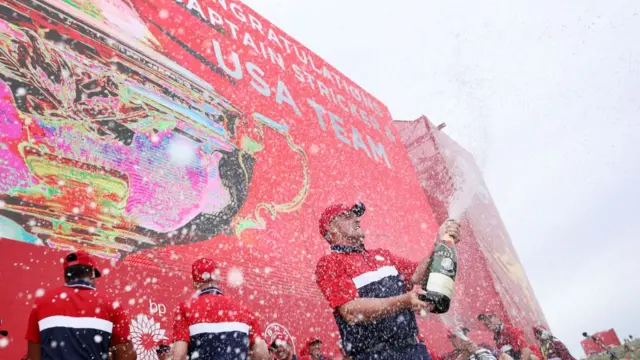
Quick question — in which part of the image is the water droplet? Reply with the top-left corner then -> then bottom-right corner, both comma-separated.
168,138 -> 197,165
227,268 -> 244,287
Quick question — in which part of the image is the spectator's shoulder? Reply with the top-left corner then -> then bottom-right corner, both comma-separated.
93,290 -> 128,314
315,253 -> 343,276
316,252 -> 337,267
180,294 -> 200,310
35,285 -> 69,304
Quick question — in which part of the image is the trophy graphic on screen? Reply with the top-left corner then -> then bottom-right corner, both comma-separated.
0,0 -> 309,259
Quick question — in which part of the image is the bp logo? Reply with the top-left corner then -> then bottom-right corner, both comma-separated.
264,323 -> 296,353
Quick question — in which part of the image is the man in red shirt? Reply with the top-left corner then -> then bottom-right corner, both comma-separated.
300,337 -> 328,360
315,202 -> 461,360
170,257 -> 269,360
25,250 -> 135,360
532,325 -> 575,360
477,314 -> 532,360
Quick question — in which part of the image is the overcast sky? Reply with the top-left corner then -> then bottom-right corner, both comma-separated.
243,0 -> 640,356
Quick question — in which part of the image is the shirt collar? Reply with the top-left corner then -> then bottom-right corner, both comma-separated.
197,286 -> 223,296
330,244 -> 364,253
65,280 -> 96,290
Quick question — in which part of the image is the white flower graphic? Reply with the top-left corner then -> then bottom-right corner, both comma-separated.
130,315 -> 167,360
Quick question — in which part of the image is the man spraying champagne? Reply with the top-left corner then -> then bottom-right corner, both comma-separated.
314,201 -> 461,360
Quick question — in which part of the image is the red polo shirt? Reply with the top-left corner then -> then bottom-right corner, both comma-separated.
315,246 -> 417,308
494,324 -> 528,359
172,286 -> 263,360
315,245 -> 419,357
25,280 -> 130,360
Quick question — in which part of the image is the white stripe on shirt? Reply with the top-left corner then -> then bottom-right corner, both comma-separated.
352,265 -> 399,289
189,322 -> 251,336
38,316 -> 113,333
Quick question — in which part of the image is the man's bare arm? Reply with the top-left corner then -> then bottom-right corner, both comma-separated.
26,341 -> 41,360
338,289 -> 429,324
250,337 -> 270,360
410,255 -> 431,287
498,353 -> 515,360
169,340 -> 189,360
111,342 -> 136,360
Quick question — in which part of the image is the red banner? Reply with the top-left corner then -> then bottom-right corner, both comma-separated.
0,0 -> 440,358
581,329 -> 621,356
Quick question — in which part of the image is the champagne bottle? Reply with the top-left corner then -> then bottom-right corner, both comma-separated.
420,232 -> 458,313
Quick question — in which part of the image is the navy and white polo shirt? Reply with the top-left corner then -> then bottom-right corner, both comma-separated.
172,286 -> 263,360
315,245 -> 420,357
25,280 -> 131,360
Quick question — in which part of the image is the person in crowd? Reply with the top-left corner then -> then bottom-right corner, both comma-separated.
314,201 -> 461,360
532,325 -> 575,360
448,328 -> 505,360
24,250 -> 135,360
170,257 -> 269,360
300,337 -> 330,360
623,336 -> 636,354
477,314 -> 533,360
270,334 -> 298,360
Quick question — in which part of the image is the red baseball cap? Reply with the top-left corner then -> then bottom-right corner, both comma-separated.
192,258 -> 218,283
318,202 -> 365,238
63,251 -> 101,278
